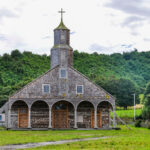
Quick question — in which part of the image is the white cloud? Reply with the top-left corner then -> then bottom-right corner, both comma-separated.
0,0 -> 149,55
89,43 -> 135,54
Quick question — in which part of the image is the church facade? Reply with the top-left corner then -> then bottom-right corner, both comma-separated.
5,11 -> 116,129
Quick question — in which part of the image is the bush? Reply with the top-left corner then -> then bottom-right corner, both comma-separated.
135,120 -> 142,127
142,106 -> 150,120
147,122 -> 150,129
136,114 -> 143,120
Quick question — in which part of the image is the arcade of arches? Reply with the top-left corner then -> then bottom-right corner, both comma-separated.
10,100 -> 114,129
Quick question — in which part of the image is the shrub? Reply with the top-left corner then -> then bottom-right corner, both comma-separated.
135,120 -> 142,127
136,114 -> 143,120
147,122 -> 150,129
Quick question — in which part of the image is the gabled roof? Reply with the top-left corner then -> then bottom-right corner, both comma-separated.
9,65 -> 59,99
69,66 -> 116,100
9,65 -> 115,101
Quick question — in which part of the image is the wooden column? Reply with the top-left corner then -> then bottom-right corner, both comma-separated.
49,106 -> 52,128
74,108 -> 77,128
28,106 -> 31,128
18,109 -> 20,128
109,108 -> 111,128
94,106 -> 97,129
8,109 -> 11,128
113,106 -> 116,128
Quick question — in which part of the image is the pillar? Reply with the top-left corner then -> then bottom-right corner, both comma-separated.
113,106 -> 116,128
28,106 -> 31,128
74,107 -> 77,128
109,108 -> 111,128
8,109 -> 11,128
94,106 -> 97,128
48,106 -> 52,128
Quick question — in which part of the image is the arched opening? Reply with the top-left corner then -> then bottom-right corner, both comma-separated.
97,101 -> 113,128
31,101 -> 49,128
52,101 -> 74,128
11,100 -> 28,128
77,101 -> 94,128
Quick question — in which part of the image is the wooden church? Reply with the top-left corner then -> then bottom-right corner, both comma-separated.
5,9 -> 116,129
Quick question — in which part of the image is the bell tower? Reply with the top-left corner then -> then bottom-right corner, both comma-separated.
51,9 -> 73,69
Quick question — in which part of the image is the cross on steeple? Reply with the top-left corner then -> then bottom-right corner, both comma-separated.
58,8 -> 65,21
55,8 -> 68,30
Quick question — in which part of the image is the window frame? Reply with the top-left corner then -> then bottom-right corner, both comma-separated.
59,68 -> 67,79
0,115 -> 2,121
42,84 -> 50,94
76,85 -> 84,94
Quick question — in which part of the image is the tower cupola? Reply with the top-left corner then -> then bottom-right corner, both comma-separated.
54,15 -> 70,45
51,9 -> 73,69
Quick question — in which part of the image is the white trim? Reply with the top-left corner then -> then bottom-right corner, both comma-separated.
59,68 -> 67,79
42,84 -> 50,94
76,85 -> 84,94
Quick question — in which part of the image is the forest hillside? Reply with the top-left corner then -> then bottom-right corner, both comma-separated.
0,49 -> 150,107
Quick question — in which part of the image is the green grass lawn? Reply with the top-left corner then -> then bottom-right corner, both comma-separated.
25,126 -> 150,150
114,108 -> 142,118
0,126 -> 150,150
0,129 -> 103,146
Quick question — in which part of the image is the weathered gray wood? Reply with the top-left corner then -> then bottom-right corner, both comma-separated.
4,13 -> 116,129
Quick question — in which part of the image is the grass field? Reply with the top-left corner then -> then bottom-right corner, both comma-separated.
113,108 -> 142,118
0,126 -> 150,150
109,104 -> 143,120
25,126 -> 150,150
0,129 -> 103,146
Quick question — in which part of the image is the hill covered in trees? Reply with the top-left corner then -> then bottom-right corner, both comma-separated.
1,49 -> 150,108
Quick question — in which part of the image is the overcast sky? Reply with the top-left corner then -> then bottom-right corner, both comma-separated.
0,0 -> 150,55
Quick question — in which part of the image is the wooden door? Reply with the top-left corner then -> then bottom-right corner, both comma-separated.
52,110 -> 68,128
97,109 -> 102,128
18,108 -> 28,128
91,109 -> 94,128
91,109 -> 102,128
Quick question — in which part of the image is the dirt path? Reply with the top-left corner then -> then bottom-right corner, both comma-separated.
0,136 -> 109,150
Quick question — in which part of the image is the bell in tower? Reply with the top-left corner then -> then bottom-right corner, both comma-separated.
51,9 -> 73,69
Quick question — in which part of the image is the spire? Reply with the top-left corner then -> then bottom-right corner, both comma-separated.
55,8 -> 69,30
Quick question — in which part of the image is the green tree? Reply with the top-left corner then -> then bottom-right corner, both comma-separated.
144,82 -> 150,99
11,49 -> 22,59
142,82 -> 150,119
0,73 -> 3,85
103,78 -> 139,109
2,53 -> 11,61
142,94 -> 150,119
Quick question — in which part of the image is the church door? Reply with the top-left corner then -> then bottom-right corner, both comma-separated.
91,109 -> 102,128
91,109 -> 94,128
18,108 -> 28,128
97,109 -> 102,128
52,102 -> 68,128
